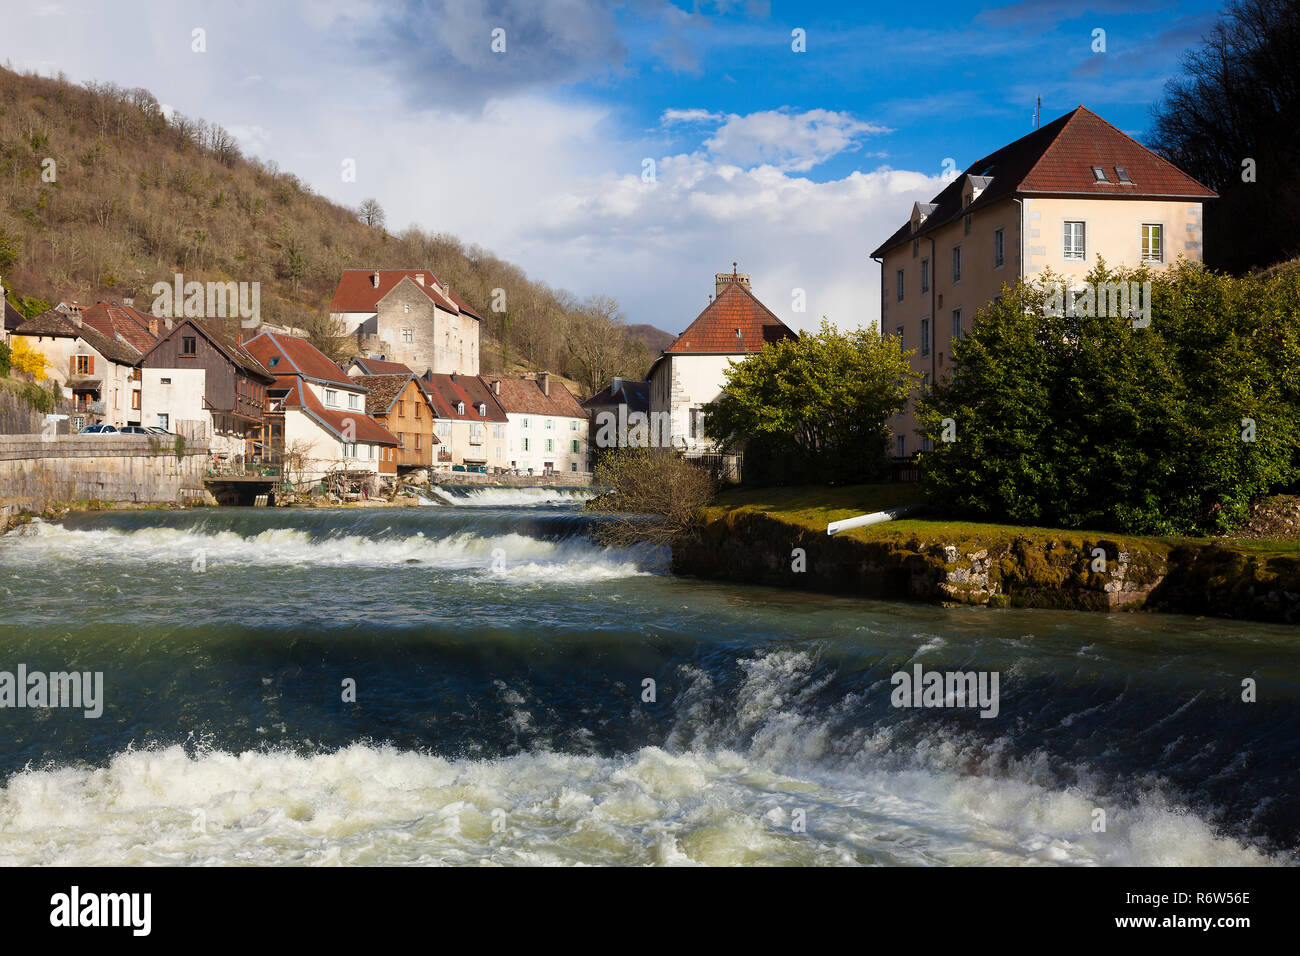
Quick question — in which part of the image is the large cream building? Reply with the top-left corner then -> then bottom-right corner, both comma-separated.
871,106 -> 1217,455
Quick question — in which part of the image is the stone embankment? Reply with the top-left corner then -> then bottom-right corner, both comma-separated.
672,508 -> 1300,623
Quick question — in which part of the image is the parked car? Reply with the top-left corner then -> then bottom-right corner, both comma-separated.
451,464 -> 466,472
117,426 -> 150,434
78,424 -> 119,434
467,464 -> 486,474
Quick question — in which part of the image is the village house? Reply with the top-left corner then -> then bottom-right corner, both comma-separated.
10,306 -> 145,430
329,269 -> 482,376
487,373 -> 589,475
581,376 -> 649,462
353,373 -> 435,472
137,318 -> 276,461
871,105 -> 1217,456
647,267 -> 797,456
244,331 -> 399,484
420,371 -> 508,471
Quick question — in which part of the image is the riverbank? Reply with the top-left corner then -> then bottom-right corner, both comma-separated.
672,485 -> 1300,623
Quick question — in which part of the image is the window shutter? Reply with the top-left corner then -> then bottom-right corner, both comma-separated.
70,355 -> 76,376
88,355 -> 95,375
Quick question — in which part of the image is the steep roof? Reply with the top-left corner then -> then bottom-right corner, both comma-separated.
14,309 -> 142,365
348,357 -> 414,376
137,318 -> 275,381
488,375 -> 587,419
244,331 -> 354,387
422,371 -> 508,423
582,378 -> 649,414
330,269 -> 478,319
664,280 -> 797,355
275,378 -> 399,446
80,300 -> 159,353
871,106 -> 1217,258
3,297 -> 26,333
353,374 -> 421,416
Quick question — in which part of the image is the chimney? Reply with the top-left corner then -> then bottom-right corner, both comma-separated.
715,263 -> 751,299
450,371 -> 457,382
414,273 -> 424,286
163,316 -> 173,331
122,296 -> 134,308
370,271 -> 381,288
69,303 -> 82,328
538,371 -> 550,397
491,379 -> 501,395
611,376 -> 622,393
148,317 -> 160,336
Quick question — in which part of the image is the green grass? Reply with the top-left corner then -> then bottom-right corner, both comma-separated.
707,483 -> 1300,559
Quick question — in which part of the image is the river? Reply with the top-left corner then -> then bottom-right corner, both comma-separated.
0,489 -> 1294,865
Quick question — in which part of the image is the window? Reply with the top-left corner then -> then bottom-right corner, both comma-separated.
75,355 -> 92,375
922,437 -> 933,453
570,439 -> 580,453
896,435 -> 906,458
570,461 -> 577,472
921,372 -> 931,393
1141,223 -> 1163,262
920,317 -> 930,356
1063,221 -> 1086,261
546,419 -> 554,430
182,336 -> 197,355
495,447 -> 502,460
415,434 -> 421,450
522,417 -> 530,429
544,439 -> 554,453
920,259 -> 929,293
401,329 -> 413,343
397,400 -> 404,416
570,420 -> 578,431
522,437 -> 530,452
160,377 -> 172,385
1091,165 -> 1109,182
414,402 -> 421,419
131,391 -> 141,410
964,213 -> 972,236
325,389 -> 338,406
348,393 -> 360,410
896,269 -> 905,302
493,424 -> 505,439
478,403 -> 486,416
952,245 -> 962,283
456,401 -> 465,415
994,228 -> 1005,268
952,309 -> 963,342
403,304 -> 410,314
1115,166 -> 1134,184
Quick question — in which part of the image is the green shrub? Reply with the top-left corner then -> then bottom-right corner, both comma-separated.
918,261 -> 1300,535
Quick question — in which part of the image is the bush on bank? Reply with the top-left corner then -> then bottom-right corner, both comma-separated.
917,261 -> 1300,535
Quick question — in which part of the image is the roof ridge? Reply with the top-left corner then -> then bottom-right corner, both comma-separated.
1018,106 -> 1084,193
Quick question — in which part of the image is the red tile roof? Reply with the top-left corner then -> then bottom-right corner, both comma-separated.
871,106 -> 1217,258
80,301 -> 160,354
244,331 -> 353,386
353,374 -> 423,416
14,308 -> 143,365
486,375 -> 587,419
277,378 -> 399,446
329,269 -> 478,318
665,280 -> 797,354
421,372 -> 509,423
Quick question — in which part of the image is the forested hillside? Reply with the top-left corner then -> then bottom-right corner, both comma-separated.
0,66 -> 659,394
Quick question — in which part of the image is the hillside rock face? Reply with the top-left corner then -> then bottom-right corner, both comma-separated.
672,509 -> 1300,623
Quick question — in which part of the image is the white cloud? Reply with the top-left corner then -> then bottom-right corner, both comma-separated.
660,107 -> 891,173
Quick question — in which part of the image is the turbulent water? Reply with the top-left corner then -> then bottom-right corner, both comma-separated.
0,487 -> 1295,866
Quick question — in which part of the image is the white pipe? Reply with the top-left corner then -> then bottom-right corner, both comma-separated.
827,503 -> 924,536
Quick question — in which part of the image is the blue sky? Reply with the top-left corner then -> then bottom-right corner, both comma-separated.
4,0 -> 1224,333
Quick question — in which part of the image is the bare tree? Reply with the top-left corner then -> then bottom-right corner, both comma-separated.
357,198 -> 386,229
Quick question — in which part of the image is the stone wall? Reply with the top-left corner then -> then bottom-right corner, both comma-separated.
0,434 -> 211,511
672,508 -> 1300,624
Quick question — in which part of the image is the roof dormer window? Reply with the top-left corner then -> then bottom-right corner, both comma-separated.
456,401 -> 465,415
1114,166 -> 1134,184
477,403 -> 486,416
1091,166 -> 1109,183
